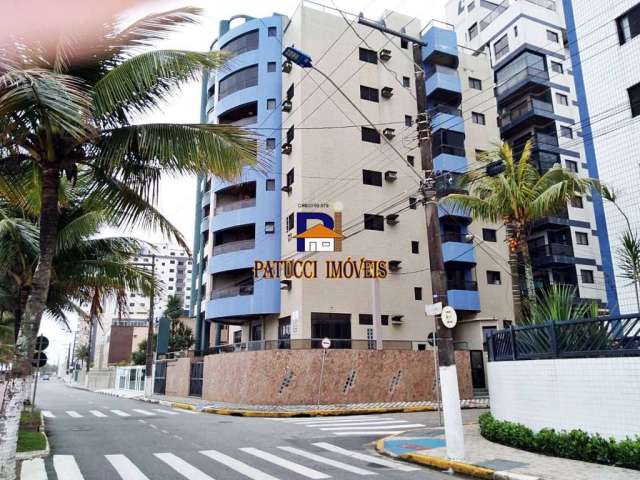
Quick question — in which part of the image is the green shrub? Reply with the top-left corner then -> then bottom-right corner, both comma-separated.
478,413 -> 640,470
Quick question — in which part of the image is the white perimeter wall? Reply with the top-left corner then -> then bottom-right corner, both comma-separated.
488,357 -> 640,440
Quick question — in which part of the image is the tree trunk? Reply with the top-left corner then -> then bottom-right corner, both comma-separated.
519,235 -> 536,303
506,224 -> 524,324
0,167 -> 60,480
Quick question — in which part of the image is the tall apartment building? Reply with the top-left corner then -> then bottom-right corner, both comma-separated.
561,0 -> 640,313
445,0 -> 618,311
190,3 -> 516,385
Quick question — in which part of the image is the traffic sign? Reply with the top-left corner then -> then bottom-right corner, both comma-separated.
32,352 -> 47,368
35,335 -> 49,351
425,302 -> 443,316
441,306 -> 458,328
427,331 -> 437,346
321,337 -> 331,349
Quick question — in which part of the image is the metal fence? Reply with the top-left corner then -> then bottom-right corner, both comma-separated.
488,314 -> 640,361
189,361 -> 203,397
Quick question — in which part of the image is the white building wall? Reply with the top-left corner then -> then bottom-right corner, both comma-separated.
488,358 -> 640,440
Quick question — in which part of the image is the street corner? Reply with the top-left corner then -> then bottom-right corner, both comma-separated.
382,436 -> 447,457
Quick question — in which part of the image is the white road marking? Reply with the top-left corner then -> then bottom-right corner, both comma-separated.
42,411 -> 55,419
149,424 -> 158,430
161,429 -> 170,434
20,458 -> 47,480
154,453 -> 215,480
153,409 -> 180,415
89,410 -> 107,418
200,450 -> 279,480
320,423 -> 425,431
132,409 -> 155,416
240,447 -> 329,479
275,416 -> 386,423
331,431 -> 404,436
65,411 -> 83,418
176,408 -> 198,414
110,410 -> 130,417
313,442 -> 419,471
53,455 -> 85,480
277,446 -> 376,476
305,420 -> 408,427
105,454 -> 150,480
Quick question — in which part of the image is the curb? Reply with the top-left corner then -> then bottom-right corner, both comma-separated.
375,435 -> 540,480
16,411 -> 50,461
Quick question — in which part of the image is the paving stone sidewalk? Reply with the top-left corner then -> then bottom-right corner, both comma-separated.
379,423 -> 640,480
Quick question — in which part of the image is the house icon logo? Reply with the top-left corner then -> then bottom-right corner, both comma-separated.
294,211 -> 344,252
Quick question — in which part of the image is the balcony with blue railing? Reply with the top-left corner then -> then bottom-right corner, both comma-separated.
442,232 -> 476,264
495,66 -> 550,104
431,105 -> 465,134
421,21 -> 459,68
499,98 -> 555,137
447,279 -> 481,311
200,216 -> 210,233
425,68 -> 461,103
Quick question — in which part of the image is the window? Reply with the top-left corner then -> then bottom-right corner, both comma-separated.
565,159 -> 578,173
468,23 -> 478,41
576,232 -> 589,245
411,241 -> 419,254
402,76 -> 410,87
514,25 -> 518,37
218,65 -> 258,99
358,314 -> 389,325
265,222 -> 275,234
581,269 -> 595,284
286,213 -> 294,232
560,126 -> 573,138
286,83 -> 294,100
493,34 -> 509,61
286,168 -> 294,187
409,197 -> 418,210
482,228 -> 497,242
364,214 -> 384,231
414,287 -> 423,301
556,93 -> 569,106
407,155 -> 415,166
268,26 -> 277,37
267,62 -> 276,72
233,330 -> 242,344
267,98 -> 276,110
405,115 -> 413,127
546,30 -> 559,43
472,112 -> 486,125
571,195 -> 584,208
359,47 -> 378,64
266,179 -> 275,191
401,38 -> 408,49
286,125 -> 295,143
551,61 -> 564,74
266,138 -> 275,150
617,4 -> 640,45
486,271 -> 501,285
362,169 -> 383,186
360,85 -> 379,102
469,77 -> 482,90
629,82 -> 640,117
220,30 -> 259,55
361,126 -> 381,143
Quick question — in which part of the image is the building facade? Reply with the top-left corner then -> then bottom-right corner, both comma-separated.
562,0 -> 640,313
190,4 -> 516,387
445,0 -> 618,311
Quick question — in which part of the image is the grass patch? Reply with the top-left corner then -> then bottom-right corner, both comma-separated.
17,431 -> 46,452
20,409 -> 41,431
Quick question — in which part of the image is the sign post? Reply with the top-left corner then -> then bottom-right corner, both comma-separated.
31,335 -> 49,410
316,338 -> 331,407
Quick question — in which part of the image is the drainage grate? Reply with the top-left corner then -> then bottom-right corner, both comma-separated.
389,370 -> 402,393
342,370 -> 357,393
279,371 -> 294,394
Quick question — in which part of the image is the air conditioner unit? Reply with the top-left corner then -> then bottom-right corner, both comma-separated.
280,280 -> 292,290
282,143 -> 292,155
379,49 -> 392,61
381,86 -> 394,99
281,100 -> 292,112
391,315 -> 404,324
281,185 -> 292,193
386,213 -> 399,225
388,260 -> 402,271
382,128 -> 396,140
282,60 -> 293,73
385,170 -> 398,182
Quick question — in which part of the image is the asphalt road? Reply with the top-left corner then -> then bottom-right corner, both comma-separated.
24,380 -> 477,480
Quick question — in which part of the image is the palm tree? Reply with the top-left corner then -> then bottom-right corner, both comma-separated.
441,140 -> 602,320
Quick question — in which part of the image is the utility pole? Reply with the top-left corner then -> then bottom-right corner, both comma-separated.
144,254 -> 156,397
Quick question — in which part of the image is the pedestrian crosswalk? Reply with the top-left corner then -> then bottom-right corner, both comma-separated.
269,415 -> 426,437
21,443 -> 418,479
41,408 -> 189,419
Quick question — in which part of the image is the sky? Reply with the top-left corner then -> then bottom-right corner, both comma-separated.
39,0 -> 449,366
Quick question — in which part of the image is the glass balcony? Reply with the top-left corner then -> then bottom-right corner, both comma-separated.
495,66 -> 550,103
210,284 -> 254,299
525,0 -> 555,10
480,0 -> 509,31
499,98 -> 555,136
214,198 -> 256,215
212,239 -> 255,256
531,243 -> 575,267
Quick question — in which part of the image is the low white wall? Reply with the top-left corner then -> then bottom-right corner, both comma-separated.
488,357 -> 640,441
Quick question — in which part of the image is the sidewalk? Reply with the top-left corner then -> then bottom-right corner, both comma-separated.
377,423 -> 640,480
90,386 -> 489,416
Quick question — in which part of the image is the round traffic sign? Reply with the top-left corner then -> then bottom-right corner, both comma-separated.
441,306 -> 458,328
35,335 -> 49,351
32,352 -> 47,368
427,331 -> 437,347
321,337 -> 331,349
